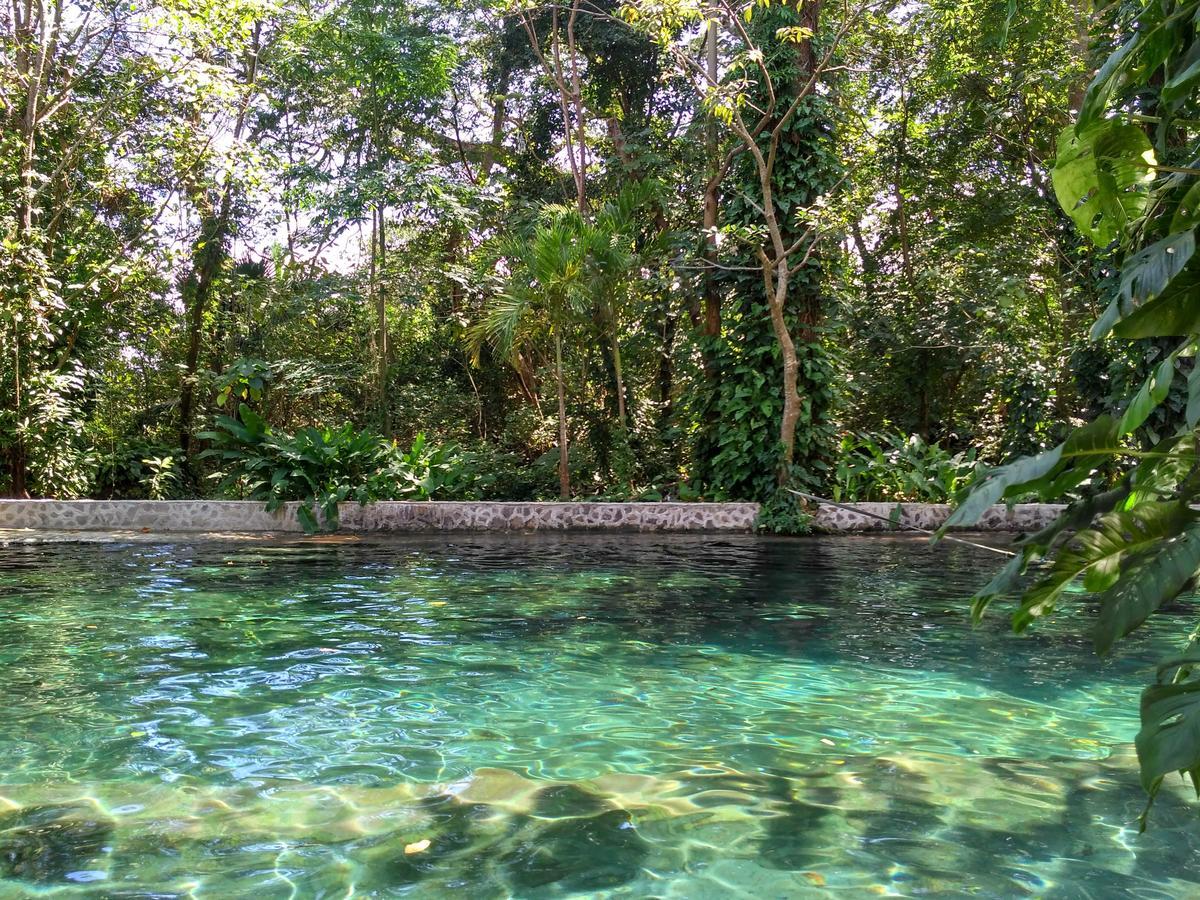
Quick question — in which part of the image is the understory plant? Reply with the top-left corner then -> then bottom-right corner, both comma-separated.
831,431 -> 981,502
200,405 -> 472,531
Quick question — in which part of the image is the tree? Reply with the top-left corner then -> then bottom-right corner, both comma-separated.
626,0 -> 864,492
470,182 -> 657,496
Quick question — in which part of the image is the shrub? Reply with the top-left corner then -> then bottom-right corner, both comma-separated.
831,431 -> 980,503
200,405 -> 474,531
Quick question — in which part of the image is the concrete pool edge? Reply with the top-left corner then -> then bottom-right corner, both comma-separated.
0,499 -> 1065,535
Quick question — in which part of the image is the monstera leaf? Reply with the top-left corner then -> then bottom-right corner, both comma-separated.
1119,351 -> 1180,433
941,416 -> 1121,530
1013,502 -> 1197,633
1120,230 -> 1196,306
1095,524 -> 1200,654
1112,263 -> 1200,338
1137,648 -> 1200,826
1051,120 -> 1156,248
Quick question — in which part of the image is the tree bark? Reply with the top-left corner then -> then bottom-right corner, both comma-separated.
701,14 -> 722,340
611,329 -> 627,429
177,25 -> 261,462
178,189 -> 236,461
375,204 -> 389,434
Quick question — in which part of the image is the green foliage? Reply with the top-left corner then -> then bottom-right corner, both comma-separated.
91,442 -> 187,500
755,490 -> 814,535
1051,120 -> 1155,248
951,0 -> 1200,824
831,432 -> 980,503
200,405 -> 473,531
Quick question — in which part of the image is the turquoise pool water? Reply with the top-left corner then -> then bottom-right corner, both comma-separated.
1,534 -> 1198,897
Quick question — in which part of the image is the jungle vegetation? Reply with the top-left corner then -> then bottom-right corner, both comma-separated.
4,0 -> 1200,815
2,0 -> 1112,511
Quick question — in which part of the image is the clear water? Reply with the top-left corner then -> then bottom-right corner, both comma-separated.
1,534 -> 1198,898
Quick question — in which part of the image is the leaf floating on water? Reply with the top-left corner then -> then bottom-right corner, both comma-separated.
404,839 -> 431,855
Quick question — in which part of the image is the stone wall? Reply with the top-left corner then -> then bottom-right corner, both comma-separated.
0,500 -> 760,533
810,502 -> 1065,533
0,499 -> 1068,535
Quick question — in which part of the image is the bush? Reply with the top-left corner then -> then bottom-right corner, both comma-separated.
831,431 -> 980,503
200,405 -> 475,531
90,440 -> 185,499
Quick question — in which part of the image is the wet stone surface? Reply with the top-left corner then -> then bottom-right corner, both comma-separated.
0,803 -> 114,883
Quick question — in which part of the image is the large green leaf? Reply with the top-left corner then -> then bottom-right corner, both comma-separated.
1079,30 -> 1140,124
969,484 -> 1134,620
1119,230 -> 1196,306
1113,263 -> 1200,337
942,416 -> 1120,531
1119,352 -> 1179,434
941,447 -> 1064,530
1095,523 -> 1200,654
1161,38 -> 1200,105
1051,120 -> 1156,248
1015,502 -> 1194,631
1188,357 -> 1200,427
1170,181 -> 1200,233
1137,676 -> 1200,795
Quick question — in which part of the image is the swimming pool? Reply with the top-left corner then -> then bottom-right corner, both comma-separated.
1,534 -> 1197,896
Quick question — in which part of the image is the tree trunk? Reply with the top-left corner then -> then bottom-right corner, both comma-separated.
765,262 -> 801,477
178,190 -> 235,461
177,25 -> 260,462
701,13 -> 722,341
9,11 -> 42,498
555,330 -> 570,499
375,204 -> 390,434
8,325 -> 28,497
657,300 -> 677,428
611,329 -> 627,429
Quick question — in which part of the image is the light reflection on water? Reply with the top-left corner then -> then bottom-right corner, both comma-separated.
0,533 -> 1197,897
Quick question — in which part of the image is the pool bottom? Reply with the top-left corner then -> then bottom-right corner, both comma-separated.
2,535 -> 1199,897
1,747 -> 1197,898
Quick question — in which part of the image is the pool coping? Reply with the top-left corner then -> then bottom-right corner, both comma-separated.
0,499 -> 1067,535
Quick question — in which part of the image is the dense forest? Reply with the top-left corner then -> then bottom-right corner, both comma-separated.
0,0 -> 1122,518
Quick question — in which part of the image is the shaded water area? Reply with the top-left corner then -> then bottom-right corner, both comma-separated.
1,533 -> 1199,897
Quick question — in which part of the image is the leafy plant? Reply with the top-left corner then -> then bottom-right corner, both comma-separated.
756,490 -> 814,534
948,0 -> 1200,825
831,431 -> 980,502
200,404 -> 472,531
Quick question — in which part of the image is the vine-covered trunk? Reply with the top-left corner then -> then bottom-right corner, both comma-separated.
178,191 -> 235,463
8,326 -> 28,497
767,263 -> 800,475
177,27 -> 260,464
374,204 -> 389,435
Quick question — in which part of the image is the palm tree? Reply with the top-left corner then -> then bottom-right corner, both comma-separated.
471,218 -> 591,498
581,182 -> 662,429
470,182 -> 661,496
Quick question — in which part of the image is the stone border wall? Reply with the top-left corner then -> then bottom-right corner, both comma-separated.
0,499 -> 1070,535
0,500 -> 760,533
811,502 -> 1065,533
0,499 -> 1067,535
